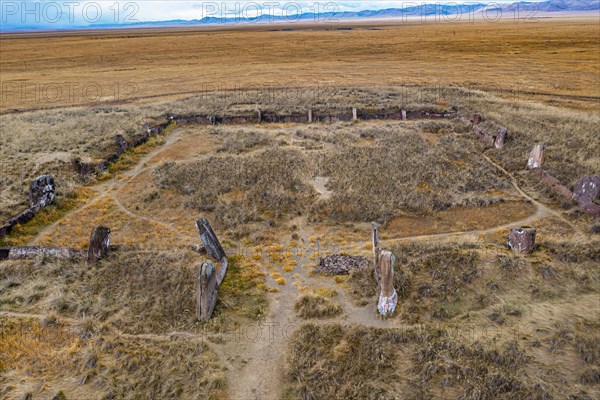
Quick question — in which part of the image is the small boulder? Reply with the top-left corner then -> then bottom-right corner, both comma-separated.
508,227 -> 536,254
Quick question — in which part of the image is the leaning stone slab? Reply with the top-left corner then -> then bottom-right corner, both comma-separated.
72,158 -> 94,177
196,218 -> 228,287
115,134 -> 130,153
195,218 -> 226,261
536,169 -> 575,201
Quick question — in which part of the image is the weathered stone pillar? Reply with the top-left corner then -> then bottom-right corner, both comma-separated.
401,109 -> 407,121
87,226 -> 111,264
371,223 -> 397,317
257,109 -> 262,124
574,176 -> 600,217
29,175 -> 55,208
308,110 -> 313,123
527,144 -> 545,169
197,260 -> 218,322
377,250 -> 398,317
508,227 -> 536,254
352,108 -> 358,121
495,128 -> 508,149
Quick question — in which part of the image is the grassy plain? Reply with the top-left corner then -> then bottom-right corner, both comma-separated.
0,15 -> 599,400
1,17 -> 599,112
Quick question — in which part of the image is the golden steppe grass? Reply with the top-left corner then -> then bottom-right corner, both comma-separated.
1,18 -> 599,112
0,17 -> 599,398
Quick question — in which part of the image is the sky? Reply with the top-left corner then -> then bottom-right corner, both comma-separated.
0,0 -> 556,30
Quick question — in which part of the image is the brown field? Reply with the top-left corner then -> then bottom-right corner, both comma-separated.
1,17 -> 599,112
1,16 -> 599,400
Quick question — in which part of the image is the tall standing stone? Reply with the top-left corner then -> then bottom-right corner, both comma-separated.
508,227 -> 536,254
197,260 -> 218,322
377,250 -> 398,317
527,144 -> 545,169
87,226 -> 111,264
495,128 -> 508,149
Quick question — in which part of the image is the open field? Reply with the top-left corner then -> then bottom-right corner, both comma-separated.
1,15 -> 599,400
1,85 -> 599,399
1,17 -> 599,112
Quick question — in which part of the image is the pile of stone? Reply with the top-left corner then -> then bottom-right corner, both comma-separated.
313,254 -> 370,275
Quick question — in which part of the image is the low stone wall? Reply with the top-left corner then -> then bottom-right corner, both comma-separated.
0,175 -> 56,238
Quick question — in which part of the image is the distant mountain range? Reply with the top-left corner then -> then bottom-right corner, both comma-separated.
1,0 -> 598,32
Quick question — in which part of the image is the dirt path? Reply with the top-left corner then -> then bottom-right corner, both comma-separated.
480,153 -> 582,234
29,129 -> 191,246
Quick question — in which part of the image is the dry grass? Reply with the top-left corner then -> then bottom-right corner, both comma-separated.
316,122 -> 509,222
348,239 -> 599,323
0,14 -> 598,399
294,293 -> 343,319
455,91 -> 600,191
0,316 -> 227,399
148,113 -> 540,238
153,146 -> 317,232
285,320 -> 599,400
1,18 -> 598,112
0,250 -> 267,334
0,187 -> 95,247
2,85 -> 596,230
0,249 -> 268,397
